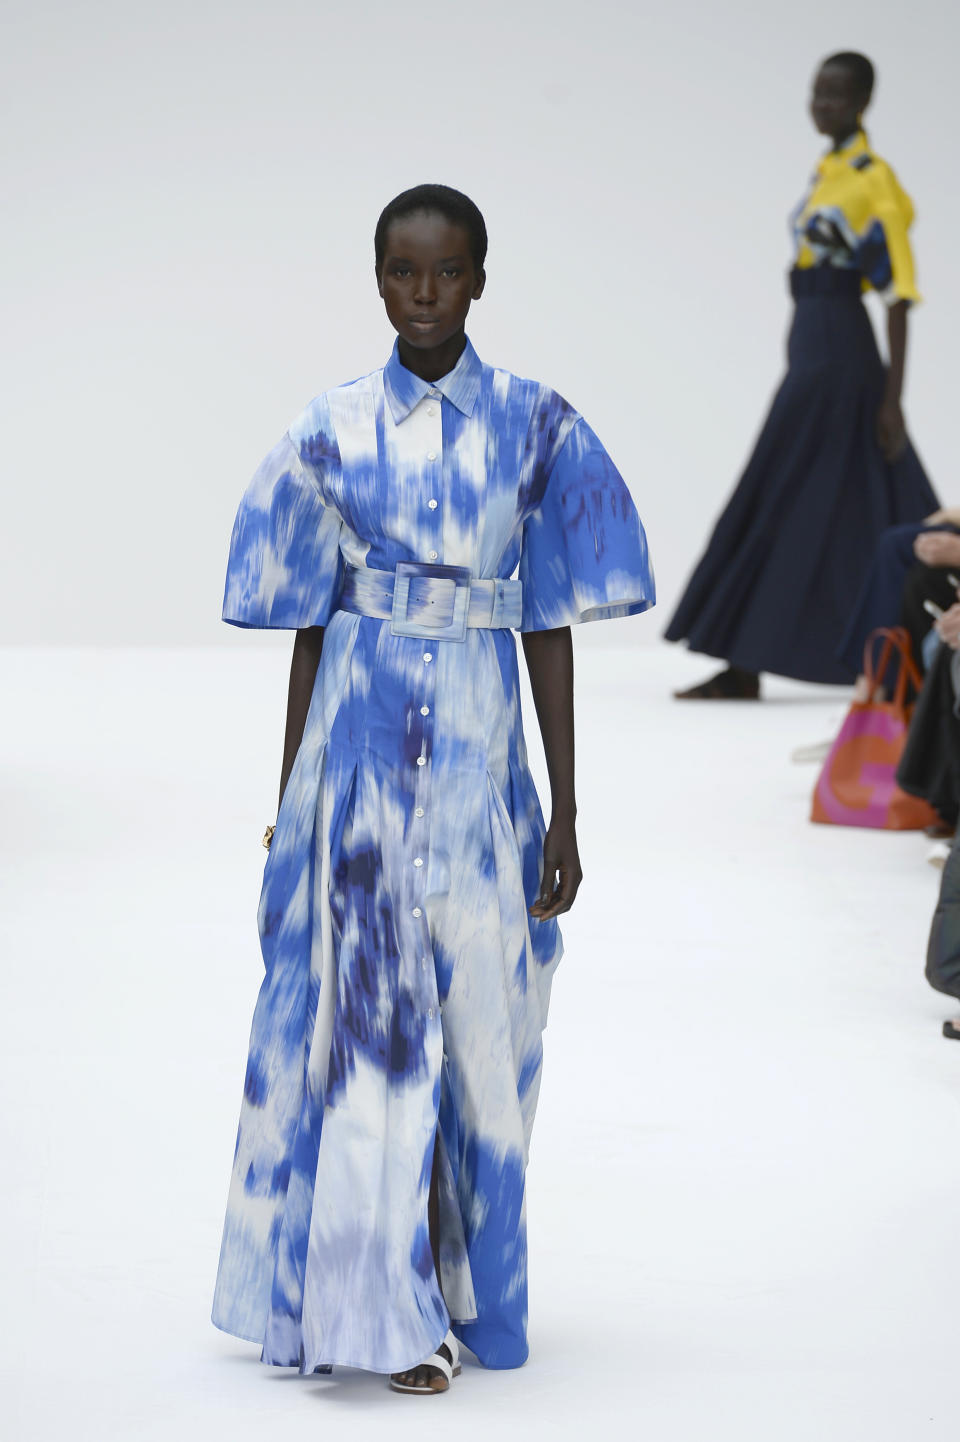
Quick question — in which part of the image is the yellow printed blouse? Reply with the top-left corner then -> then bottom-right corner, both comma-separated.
791,129 -> 920,305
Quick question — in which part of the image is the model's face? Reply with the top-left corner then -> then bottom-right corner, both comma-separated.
377,212 -> 485,351
810,62 -> 864,141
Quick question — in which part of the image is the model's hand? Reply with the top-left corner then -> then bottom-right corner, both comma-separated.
913,530 -> 960,569
936,603 -> 960,650
877,397 -> 907,463
529,819 -> 582,921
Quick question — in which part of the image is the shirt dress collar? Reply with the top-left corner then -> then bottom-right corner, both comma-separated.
383,336 -> 482,423
819,128 -> 869,174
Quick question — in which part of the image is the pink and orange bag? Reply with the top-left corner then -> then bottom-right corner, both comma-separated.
811,626 -> 941,831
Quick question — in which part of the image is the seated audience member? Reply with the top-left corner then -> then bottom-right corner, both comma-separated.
793,517 -> 960,766
923,644 -> 960,1040
838,516 -> 960,684
898,599 -> 960,845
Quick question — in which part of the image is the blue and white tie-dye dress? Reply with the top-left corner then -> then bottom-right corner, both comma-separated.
211,336 -> 654,1376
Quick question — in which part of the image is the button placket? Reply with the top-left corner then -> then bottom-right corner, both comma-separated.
409,618 -> 438,1023
392,390 -> 446,1026
423,392 -> 443,562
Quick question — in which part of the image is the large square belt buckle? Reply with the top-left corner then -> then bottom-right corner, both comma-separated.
390,561 -> 471,642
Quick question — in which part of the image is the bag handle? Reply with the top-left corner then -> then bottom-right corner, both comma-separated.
862,626 -> 924,709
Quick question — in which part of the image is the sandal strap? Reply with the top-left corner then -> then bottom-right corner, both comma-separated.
420,1348 -> 453,1383
422,1330 -> 459,1384
392,1329 -> 460,1390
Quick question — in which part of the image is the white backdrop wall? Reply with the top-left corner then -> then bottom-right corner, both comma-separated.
3,0 -> 956,647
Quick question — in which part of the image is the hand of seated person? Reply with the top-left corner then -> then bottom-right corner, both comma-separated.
913,530 -> 960,568
923,507 -> 960,528
935,602 -> 960,650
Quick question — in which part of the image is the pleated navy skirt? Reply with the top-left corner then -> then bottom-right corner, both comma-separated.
664,267 -> 939,684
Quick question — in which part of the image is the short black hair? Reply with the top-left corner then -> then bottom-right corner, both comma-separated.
823,50 -> 876,104
374,184 -> 487,276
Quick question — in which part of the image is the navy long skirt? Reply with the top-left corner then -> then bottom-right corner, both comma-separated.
664,268 -> 939,684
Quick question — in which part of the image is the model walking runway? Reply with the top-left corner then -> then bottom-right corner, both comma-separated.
666,52 -> 938,695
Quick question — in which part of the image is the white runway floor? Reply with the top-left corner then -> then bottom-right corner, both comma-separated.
3,643 -> 958,1441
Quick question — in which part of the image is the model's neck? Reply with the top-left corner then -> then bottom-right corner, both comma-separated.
396,331 -> 467,383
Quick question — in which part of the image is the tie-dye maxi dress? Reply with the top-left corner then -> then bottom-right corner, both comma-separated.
211,337 -> 655,1376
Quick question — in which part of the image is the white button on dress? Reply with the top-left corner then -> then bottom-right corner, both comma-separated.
414,807 -> 424,818
420,705 -> 430,716
416,756 -> 426,767
428,499 -> 438,510
423,653 -> 433,663
427,451 -> 437,462
412,907 -> 422,919
428,550 -> 438,561
413,857 -> 423,867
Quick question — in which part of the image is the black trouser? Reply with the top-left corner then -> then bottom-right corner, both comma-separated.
927,825 -> 960,1001
897,643 -> 960,828
900,562 -> 958,671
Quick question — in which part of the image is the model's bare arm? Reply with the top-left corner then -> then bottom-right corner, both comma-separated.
278,626 -> 324,810
877,299 -> 908,462
520,625 -> 582,919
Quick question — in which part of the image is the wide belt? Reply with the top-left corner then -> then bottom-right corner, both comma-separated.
338,561 -> 522,642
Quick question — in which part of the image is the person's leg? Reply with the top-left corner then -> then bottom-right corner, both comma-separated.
926,824 -> 960,1036
896,644 -> 960,829
390,1134 -> 457,1392
901,562 -> 958,671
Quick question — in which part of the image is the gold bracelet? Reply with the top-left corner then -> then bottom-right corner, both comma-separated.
262,824 -> 276,850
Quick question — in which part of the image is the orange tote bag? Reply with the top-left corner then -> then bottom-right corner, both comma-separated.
811,626 -> 942,831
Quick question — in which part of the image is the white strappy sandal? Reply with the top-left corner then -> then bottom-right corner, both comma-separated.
389,1330 -> 461,1394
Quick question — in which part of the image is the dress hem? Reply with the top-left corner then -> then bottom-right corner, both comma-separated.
212,1312 -> 478,1376
663,635 -> 856,687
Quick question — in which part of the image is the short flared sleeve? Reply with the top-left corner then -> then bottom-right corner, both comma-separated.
518,416 -> 655,631
222,430 -> 343,629
861,160 -> 921,307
